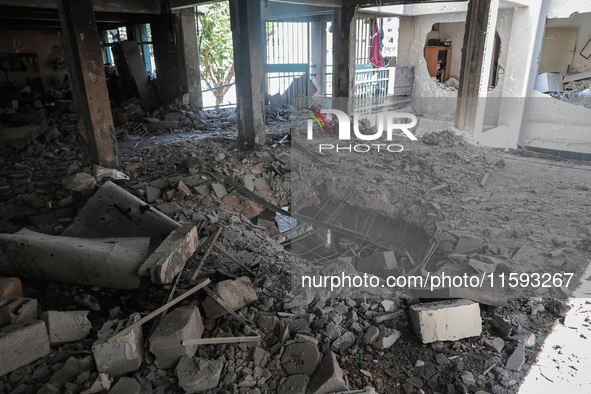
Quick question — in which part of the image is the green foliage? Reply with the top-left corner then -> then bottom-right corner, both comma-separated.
198,2 -> 234,103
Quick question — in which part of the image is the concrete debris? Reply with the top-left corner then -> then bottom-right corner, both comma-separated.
505,342 -> 526,371
360,326 -> 380,346
149,306 -> 203,369
108,377 -> 142,394
356,251 -> 397,275
0,228 -> 149,290
454,236 -> 484,253
202,276 -> 258,320
0,296 -> 37,328
137,225 -> 199,285
409,299 -> 482,344
73,293 -> 101,311
281,341 -> 321,376
331,331 -> 356,353
41,310 -> 91,346
308,351 -> 349,394
39,356 -> 94,393
62,172 -> 97,191
211,183 -> 228,198
372,330 -> 400,350
92,313 -> 144,377
278,374 -> 309,394
0,320 -> 50,377
175,356 -> 224,393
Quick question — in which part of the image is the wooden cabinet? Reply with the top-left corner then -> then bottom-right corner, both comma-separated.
424,46 -> 452,83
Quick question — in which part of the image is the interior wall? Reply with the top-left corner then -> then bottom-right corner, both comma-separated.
546,13 -> 591,74
0,30 -> 68,92
436,22 -> 464,77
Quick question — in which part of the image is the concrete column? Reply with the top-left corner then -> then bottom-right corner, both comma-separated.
454,0 -> 498,134
58,0 -> 119,168
178,7 -> 203,108
494,0 -> 549,148
331,1 -> 357,114
311,21 -> 327,96
152,14 -> 182,104
229,0 -> 266,146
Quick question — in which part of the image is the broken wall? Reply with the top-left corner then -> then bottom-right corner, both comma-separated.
398,9 -> 514,126
0,30 -> 68,92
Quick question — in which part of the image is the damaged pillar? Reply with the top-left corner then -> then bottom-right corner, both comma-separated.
331,0 -> 356,114
57,0 -> 119,169
229,0 -> 266,146
311,21 -> 327,96
454,0 -> 498,134
152,14 -> 183,104
178,7 -> 203,108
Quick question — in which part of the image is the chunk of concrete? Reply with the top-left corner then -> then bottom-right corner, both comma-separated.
281,342 -> 321,376
149,306 -> 203,369
0,296 -> 37,329
356,251 -> 397,275
372,330 -> 400,350
331,331 -> 355,353
505,342 -> 526,371
0,229 -> 149,290
42,355 -> 94,392
62,181 -> 181,254
278,374 -> 309,394
409,299 -> 482,344
455,236 -> 483,253
308,351 -> 349,394
109,377 -> 142,394
92,313 -> 144,377
145,185 -> 162,203
175,356 -> 224,393
211,183 -> 228,199
360,326 -> 379,346
202,277 -> 258,320
137,225 -> 199,285
42,310 -> 91,346
0,320 -> 50,377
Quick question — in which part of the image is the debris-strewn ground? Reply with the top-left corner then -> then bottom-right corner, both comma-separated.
0,102 -> 590,394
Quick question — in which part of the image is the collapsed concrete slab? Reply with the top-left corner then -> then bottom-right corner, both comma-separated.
62,181 -> 181,253
0,229 -> 149,290
308,351 -> 349,394
175,356 -> 224,393
409,299 -> 482,344
0,320 -> 50,377
137,225 -> 199,285
0,296 -> 37,328
92,313 -> 144,377
202,277 -> 258,320
149,306 -> 203,369
41,310 -> 92,346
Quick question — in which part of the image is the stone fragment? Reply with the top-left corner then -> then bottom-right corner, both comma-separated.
409,299 -> 482,344
202,276 -> 258,320
455,236 -> 484,253
0,296 -> 37,329
281,342 -> 321,376
92,313 -> 144,377
145,185 -> 161,203
42,356 -> 94,392
308,351 -> 349,394
435,353 -> 450,365
42,310 -> 91,346
360,326 -> 379,345
137,225 -> 199,285
278,374 -> 309,394
211,183 -> 228,198
505,342 -> 526,371
108,377 -> 142,394
372,330 -> 400,350
484,337 -> 505,353
174,356 -> 224,393
331,331 -> 355,353
149,306 -> 203,369
0,320 -> 50,377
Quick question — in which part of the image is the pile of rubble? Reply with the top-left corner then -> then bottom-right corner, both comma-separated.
548,77 -> 591,108
0,109 -> 588,394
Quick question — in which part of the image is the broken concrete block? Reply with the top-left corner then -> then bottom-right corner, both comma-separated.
62,181 -> 181,254
0,320 -> 50,377
281,341 -> 321,376
308,351 -> 349,394
331,331 -> 355,353
409,299 -> 482,344
454,236 -> 484,253
0,296 -> 37,328
505,342 -> 526,371
177,180 -> 191,196
0,228 -> 149,290
175,356 -> 224,393
211,183 -> 228,198
145,185 -> 162,203
92,313 -> 144,377
356,251 -> 397,275
202,277 -> 258,320
109,377 -> 142,394
41,355 -> 94,392
360,326 -> 379,346
42,311 -> 91,346
372,330 -> 400,350
254,177 -> 270,190
149,306 -> 203,369
278,374 -> 309,394
137,225 -> 199,285
194,184 -> 211,196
